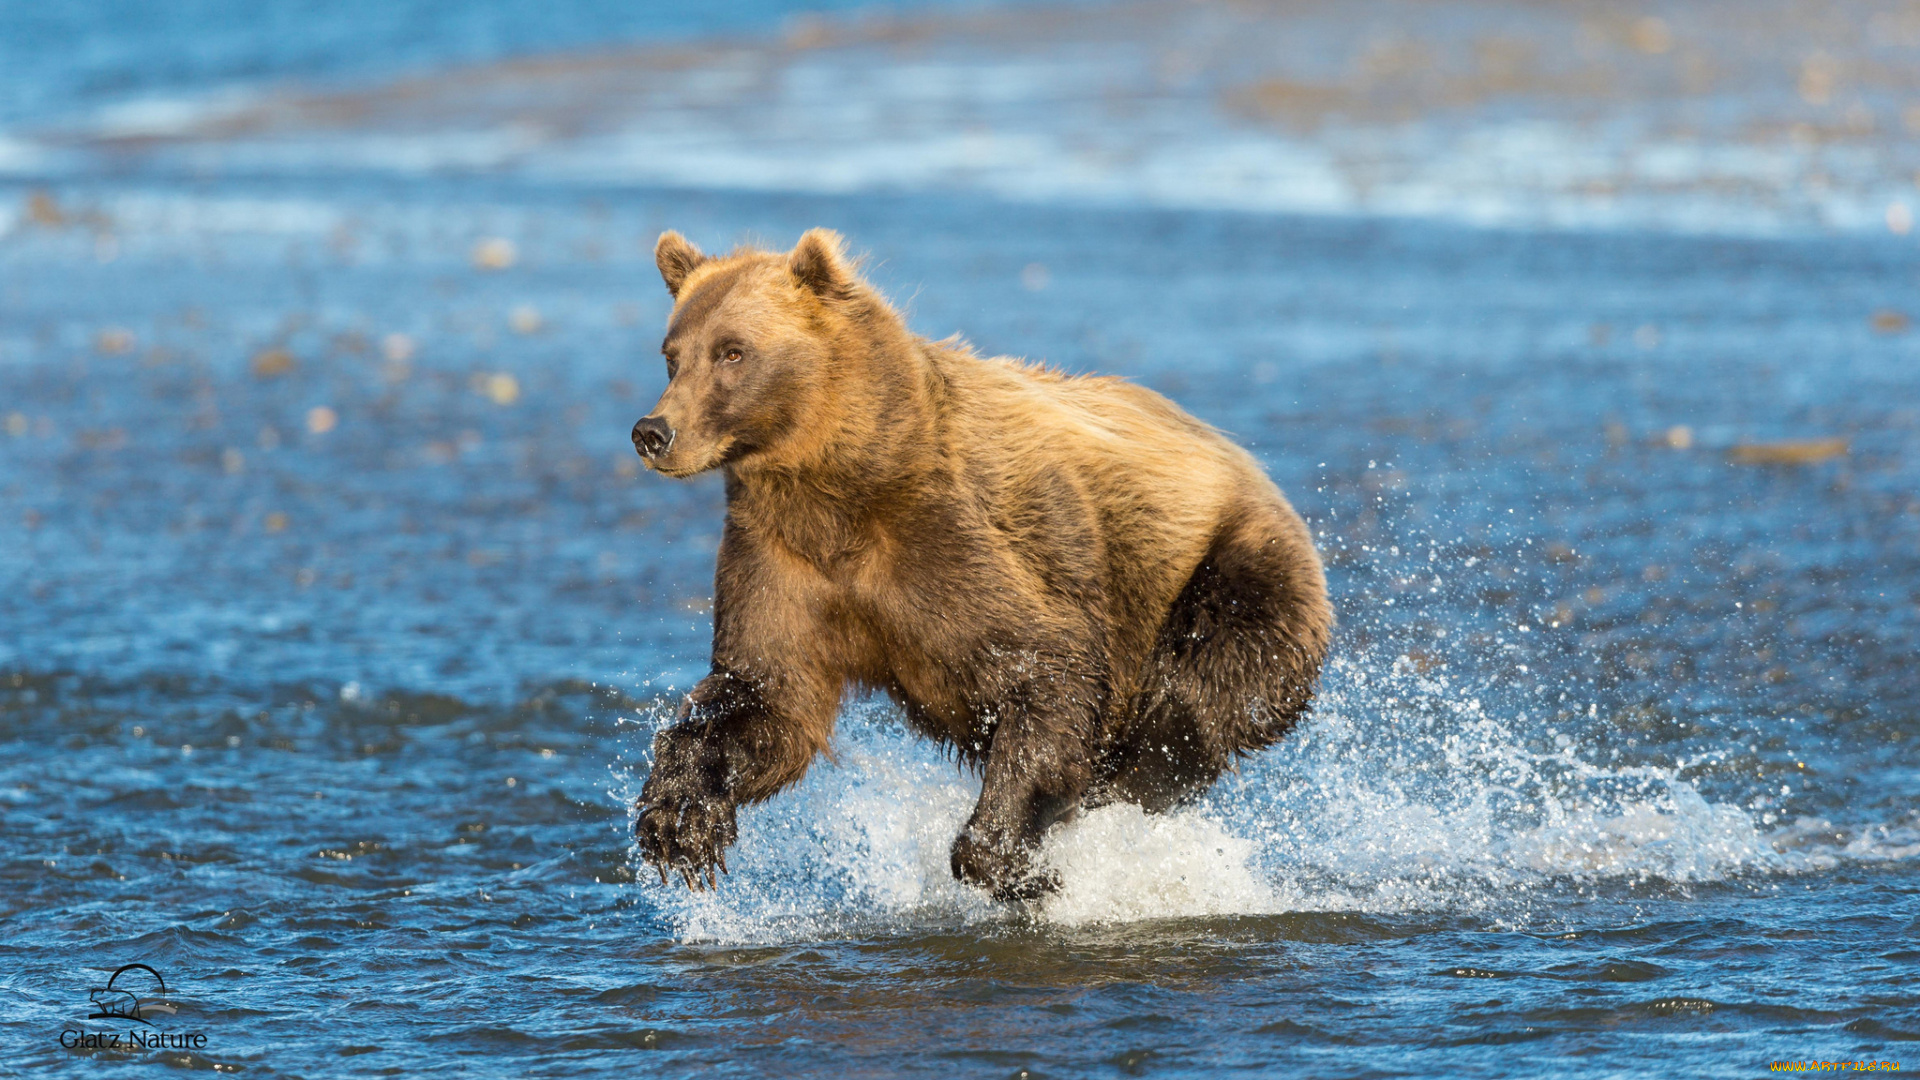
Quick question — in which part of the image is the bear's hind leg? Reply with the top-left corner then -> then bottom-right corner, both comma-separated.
1097,510 -> 1331,812
949,659 -> 1102,902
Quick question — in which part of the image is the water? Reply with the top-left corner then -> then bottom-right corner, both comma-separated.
7,0 -> 1918,234
0,0 -> 1065,127
4,2 -> 1920,1077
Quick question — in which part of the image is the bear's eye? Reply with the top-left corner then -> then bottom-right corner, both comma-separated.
722,347 -> 744,363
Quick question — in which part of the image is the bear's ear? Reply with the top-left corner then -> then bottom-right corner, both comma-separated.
788,228 -> 857,301
654,231 -> 708,299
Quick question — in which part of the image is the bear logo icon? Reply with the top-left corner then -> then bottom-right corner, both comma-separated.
86,964 -> 176,1025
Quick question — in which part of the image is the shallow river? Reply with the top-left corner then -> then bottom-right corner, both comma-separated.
3,3 -> 1919,1077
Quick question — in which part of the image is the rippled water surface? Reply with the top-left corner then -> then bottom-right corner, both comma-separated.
4,3 -> 1920,1077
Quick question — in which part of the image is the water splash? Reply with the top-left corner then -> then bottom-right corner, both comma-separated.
633,649 -> 1910,943
1233,653 -> 1784,890
643,706 -> 1001,944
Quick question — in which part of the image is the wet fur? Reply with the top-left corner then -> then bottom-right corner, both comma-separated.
632,229 -> 1332,899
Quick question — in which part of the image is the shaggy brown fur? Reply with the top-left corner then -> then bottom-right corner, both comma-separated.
631,229 -> 1332,899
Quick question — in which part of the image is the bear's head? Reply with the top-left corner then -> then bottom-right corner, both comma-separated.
633,228 -> 878,478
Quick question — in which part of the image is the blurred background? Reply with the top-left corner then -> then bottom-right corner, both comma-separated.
3,1 -> 1918,1077
5,0 -> 1920,229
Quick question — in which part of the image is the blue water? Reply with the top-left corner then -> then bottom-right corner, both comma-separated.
3,2 -> 1919,1077
0,0 -> 1054,124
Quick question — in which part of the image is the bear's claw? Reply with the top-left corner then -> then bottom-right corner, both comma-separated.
636,721 -> 739,890
635,789 -> 736,891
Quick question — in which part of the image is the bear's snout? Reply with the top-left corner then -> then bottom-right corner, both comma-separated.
631,416 -> 674,458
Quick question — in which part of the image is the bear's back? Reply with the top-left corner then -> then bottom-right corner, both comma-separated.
938,351 -> 1277,530
930,350 -> 1296,669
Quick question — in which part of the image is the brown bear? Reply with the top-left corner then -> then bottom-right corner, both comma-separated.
630,228 -> 1332,900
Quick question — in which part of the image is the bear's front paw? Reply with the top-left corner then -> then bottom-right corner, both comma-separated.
950,830 -> 1059,904
636,787 -> 737,890
635,729 -> 737,890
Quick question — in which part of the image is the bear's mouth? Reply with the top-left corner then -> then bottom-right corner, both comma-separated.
647,437 -> 734,479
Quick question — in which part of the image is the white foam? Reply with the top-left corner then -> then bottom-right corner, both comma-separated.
87,90 -> 262,139
96,191 -> 347,236
1037,804 -> 1308,925
0,134 -> 54,178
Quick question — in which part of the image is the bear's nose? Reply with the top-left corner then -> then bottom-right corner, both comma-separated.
632,416 -> 674,457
